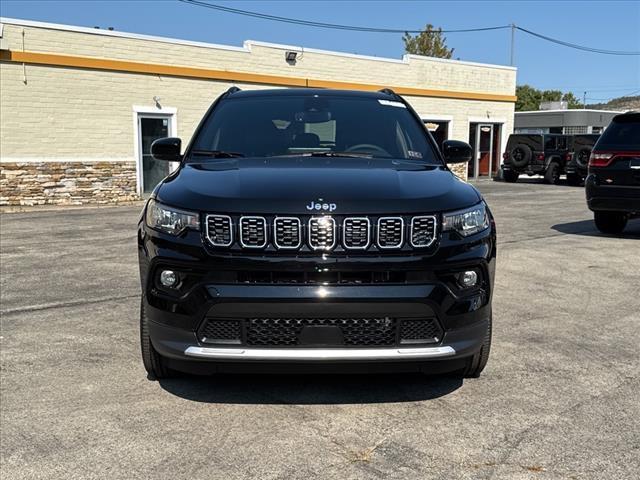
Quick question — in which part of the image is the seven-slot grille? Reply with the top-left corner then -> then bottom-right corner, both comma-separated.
274,217 -> 302,249
377,217 -> 404,249
204,214 -> 439,251
205,215 -> 233,247
343,218 -> 370,249
410,216 -> 437,247
239,216 -> 267,248
308,216 -> 336,250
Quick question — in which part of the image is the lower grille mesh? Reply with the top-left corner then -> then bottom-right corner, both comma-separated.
198,317 -> 443,347
399,318 -> 442,344
247,317 -> 398,346
199,319 -> 241,344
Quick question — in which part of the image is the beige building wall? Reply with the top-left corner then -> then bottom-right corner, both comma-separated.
0,18 -> 516,206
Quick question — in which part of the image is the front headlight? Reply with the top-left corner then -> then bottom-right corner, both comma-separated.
442,203 -> 489,237
145,199 -> 200,235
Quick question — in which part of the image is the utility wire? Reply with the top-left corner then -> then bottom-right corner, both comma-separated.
514,26 -> 640,56
178,0 -> 640,56
178,0 -> 510,34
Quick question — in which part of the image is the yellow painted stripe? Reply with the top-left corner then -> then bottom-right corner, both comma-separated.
1,50 -> 517,103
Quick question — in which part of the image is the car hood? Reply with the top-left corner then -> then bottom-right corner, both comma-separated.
155,157 -> 481,214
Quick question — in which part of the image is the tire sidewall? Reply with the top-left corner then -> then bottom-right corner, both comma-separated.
510,145 -> 531,168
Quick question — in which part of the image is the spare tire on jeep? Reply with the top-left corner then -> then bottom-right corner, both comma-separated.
575,147 -> 591,168
509,145 -> 531,168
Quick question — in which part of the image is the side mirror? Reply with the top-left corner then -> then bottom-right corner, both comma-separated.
442,140 -> 473,164
151,137 -> 182,162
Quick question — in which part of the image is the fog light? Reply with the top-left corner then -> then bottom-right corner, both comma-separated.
459,270 -> 478,288
160,270 -> 178,287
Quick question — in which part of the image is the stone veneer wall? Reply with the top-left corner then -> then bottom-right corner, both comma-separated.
449,163 -> 468,180
0,161 -> 138,206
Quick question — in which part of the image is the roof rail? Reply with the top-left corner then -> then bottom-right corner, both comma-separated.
225,86 -> 242,96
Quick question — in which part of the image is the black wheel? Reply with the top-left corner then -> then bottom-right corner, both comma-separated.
575,147 -> 591,169
594,211 -> 628,234
503,170 -> 519,183
140,297 -> 175,379
566,173 -> 582,186
509,145 -> 531,168
544,162 -> 561,184
462,316 -> 492,378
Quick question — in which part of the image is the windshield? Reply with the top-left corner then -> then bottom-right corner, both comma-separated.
189,95 -> 441,163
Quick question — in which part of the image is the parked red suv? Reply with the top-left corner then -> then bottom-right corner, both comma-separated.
586,112 -> 640,233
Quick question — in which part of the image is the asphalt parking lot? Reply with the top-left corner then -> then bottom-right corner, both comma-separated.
1,179 -> 639,480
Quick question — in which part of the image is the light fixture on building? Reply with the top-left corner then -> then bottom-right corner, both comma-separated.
285,51 -> 298,65
153,96 -> 162,109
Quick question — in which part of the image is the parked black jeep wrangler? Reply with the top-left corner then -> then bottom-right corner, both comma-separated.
138,87 -> 496,380
565,134 -> 600,186
502,133 -> 570,184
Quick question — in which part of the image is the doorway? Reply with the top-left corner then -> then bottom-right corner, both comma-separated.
468,123 -> 502,179
137,114 -> 173,194
423,120 -> 449,151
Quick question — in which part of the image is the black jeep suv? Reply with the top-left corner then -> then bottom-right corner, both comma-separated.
565,134 -> 600,186
586,112 -> 640,233
138,88 -> 496,379
502,133 -> 570,184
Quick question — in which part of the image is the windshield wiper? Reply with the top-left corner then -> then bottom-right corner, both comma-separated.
190,150 -> 245,158
275,151 -> 373,158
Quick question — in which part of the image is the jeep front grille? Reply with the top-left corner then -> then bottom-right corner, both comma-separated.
308,216 -> 336,250
274,217 -> 302,249
377,217 -> 404,249
410,216 -> 437,248
343,217 -> 370,249
205,215 -> 233,247
204,214 -> 438,251
239,216 -> 267,248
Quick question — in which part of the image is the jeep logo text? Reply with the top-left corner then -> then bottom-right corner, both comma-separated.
306,201 -> 336,212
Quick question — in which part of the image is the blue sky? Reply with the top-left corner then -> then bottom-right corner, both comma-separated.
2,0 -> 639,102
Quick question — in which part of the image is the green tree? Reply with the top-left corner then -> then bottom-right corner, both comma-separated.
515,85 -> 542,111
403,24 -> 454,59
516,85 -> 583,111
562,92 -> 582,109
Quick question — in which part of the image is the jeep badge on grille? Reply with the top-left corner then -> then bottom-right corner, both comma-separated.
306,199 -> 337,212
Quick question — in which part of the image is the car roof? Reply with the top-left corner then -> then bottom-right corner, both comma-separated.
226,88 -> 396,100
612,111 -> 640,122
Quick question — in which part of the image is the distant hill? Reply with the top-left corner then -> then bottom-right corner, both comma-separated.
586,95 -> 639,112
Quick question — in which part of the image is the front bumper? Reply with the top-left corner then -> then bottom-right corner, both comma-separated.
139,218 -> 496,371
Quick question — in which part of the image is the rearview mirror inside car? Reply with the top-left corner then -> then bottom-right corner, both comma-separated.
442,140 -> 473,164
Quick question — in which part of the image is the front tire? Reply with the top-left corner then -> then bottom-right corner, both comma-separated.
140,298 -> 174,379
594,211 -> 628,234
462,316 -> 492,378
503,170 -> 519,183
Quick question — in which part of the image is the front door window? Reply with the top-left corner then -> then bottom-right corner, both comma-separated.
140,116 -> 171,193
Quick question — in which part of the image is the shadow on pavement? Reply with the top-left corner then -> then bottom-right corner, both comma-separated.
551,218 -> 640,238
159,373 -> 463,404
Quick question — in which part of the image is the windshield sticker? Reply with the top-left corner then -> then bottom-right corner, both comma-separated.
378,99 -> 406,108
408,151 -> 423,159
